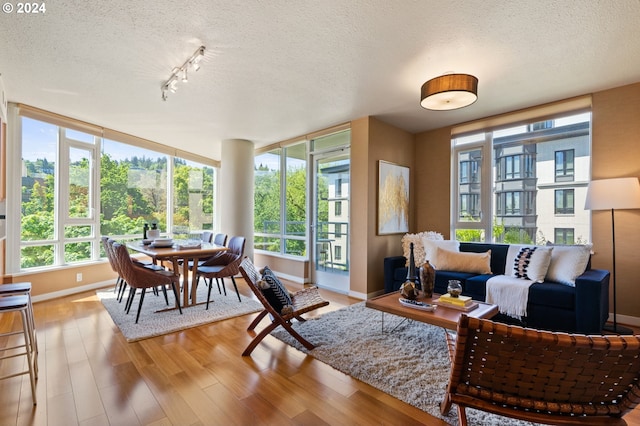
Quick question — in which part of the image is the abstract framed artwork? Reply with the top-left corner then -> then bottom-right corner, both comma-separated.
378,160 -> 409,235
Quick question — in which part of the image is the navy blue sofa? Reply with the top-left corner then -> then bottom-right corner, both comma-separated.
383,242 -> 610,334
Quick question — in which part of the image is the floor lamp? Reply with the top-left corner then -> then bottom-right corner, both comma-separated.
585,177 -> 640,334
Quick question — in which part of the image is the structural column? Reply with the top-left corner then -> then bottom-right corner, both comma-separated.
220,139 -> 254,259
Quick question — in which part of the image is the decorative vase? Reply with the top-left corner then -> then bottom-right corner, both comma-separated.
447,280 -> 462,297
420,260 -> 435,298
400,281 -> 419,300
401,242 -> 420,300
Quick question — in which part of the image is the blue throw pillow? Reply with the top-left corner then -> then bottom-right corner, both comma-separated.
258,266 -> 293,314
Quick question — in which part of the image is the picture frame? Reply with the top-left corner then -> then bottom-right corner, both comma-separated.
378,160 -> 409,235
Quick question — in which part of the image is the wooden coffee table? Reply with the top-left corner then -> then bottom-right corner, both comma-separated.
366,291 -> 499,332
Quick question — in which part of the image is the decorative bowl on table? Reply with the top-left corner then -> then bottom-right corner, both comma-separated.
142,239 -> 153,245
151,238 -> 174,248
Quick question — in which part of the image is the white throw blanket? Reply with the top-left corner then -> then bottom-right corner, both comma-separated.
485,275 -> 534,320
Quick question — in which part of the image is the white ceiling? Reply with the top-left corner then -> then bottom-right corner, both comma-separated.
2,0 -> 640,161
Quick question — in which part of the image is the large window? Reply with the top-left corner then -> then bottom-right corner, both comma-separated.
254,142 -> 307,257
555,189 -> 575,214
555,228 -> 575,245
16,110 -> 217,271
453,111 -> 591,245
555,149 -> 575,182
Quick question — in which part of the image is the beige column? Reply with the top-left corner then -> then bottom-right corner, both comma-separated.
220,139 -> 254,259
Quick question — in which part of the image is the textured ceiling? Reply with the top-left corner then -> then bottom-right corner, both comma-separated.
1,0 -> 640,161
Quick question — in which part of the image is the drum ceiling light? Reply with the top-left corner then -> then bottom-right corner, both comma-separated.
420,73 -> 478,111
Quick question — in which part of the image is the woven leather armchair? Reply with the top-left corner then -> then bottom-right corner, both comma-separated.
441,314 -> 640,425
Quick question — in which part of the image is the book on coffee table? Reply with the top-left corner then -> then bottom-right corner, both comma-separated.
438,293 -> 472,306
433,295 -> 479,312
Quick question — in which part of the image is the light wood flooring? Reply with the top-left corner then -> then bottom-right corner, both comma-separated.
1,279 -> 639,426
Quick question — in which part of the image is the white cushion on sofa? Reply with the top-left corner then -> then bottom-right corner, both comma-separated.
545,244 -> 592,286
506,245 -> 553,283
401,231 -> 443,267
422,239 -> 460,269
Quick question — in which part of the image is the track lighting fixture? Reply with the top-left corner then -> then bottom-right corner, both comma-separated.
161,45 -> 205,101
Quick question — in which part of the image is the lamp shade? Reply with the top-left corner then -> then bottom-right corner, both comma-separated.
420,73 -> 478,111
584,177 -> 640,210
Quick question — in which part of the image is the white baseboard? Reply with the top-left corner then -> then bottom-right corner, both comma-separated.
612,312 -> 640,328
271,271 -> 306,285
31,280 -> 114,303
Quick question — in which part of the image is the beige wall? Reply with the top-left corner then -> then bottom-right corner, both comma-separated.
412,81 -> 640,320
254,252 -> 308,282
590,82 -> 640,319
8,262 -> 116,298
415,126 -> 454,238
351,116 -> 416,296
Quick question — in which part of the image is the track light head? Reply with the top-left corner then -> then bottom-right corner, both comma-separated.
161,45 -> 205,101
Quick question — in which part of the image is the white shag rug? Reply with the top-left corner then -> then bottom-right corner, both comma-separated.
271,302 -> 539,426
98,284 -> 262,342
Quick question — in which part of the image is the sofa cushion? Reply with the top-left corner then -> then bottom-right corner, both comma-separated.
464,274 -> 495,301
423,239 -> 460,269
545,243 -> 592,286
258,266 -> 293,314
507,245 -> 553,283
401,231 -> 443,267
433,247 -> 492,274
528,282 -> 575,310
460,242 -> 509,275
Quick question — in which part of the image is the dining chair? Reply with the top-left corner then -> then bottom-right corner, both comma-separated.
112,242 -> 183,323
102,236 -> 126,298
200,231 -> 214,243
195,235 -> 245,306
238,257 -> 330,356
188,233 -> 228,280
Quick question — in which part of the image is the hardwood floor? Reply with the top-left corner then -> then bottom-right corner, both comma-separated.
0,280 -> 446,426
1,279 -> 639,426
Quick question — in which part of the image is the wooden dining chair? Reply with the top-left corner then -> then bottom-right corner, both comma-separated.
112,242 -> 183,323
238,257 -> 330,356
441,314 -> 640,425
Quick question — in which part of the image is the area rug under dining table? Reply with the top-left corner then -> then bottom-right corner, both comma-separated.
97,284 -> 263,342
271,302 -> 539,426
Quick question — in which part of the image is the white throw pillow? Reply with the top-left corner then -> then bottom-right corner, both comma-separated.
422,239 -> 460,269
401,231 -> 443,267
506,245 -> 553,283
433,247 -> 492,274
545,244 -> 592,286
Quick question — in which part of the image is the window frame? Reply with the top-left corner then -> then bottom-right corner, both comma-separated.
452,108 -> 591,245
554,188 -> 575,215
8,104 -> 218,273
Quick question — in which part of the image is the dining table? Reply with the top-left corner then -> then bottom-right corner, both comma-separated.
127,240 -> 228,309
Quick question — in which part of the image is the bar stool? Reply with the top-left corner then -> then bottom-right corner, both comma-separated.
0,295 -> 38,405
0,282 -> 38,357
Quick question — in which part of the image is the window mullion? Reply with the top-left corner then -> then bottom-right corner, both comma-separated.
280,149 -> 286,255
56,127 -> 66,265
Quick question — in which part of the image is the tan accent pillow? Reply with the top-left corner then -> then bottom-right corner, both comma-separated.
401,231 -> 443,267
433,247 -> 492,274
423,239 -> 460,269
